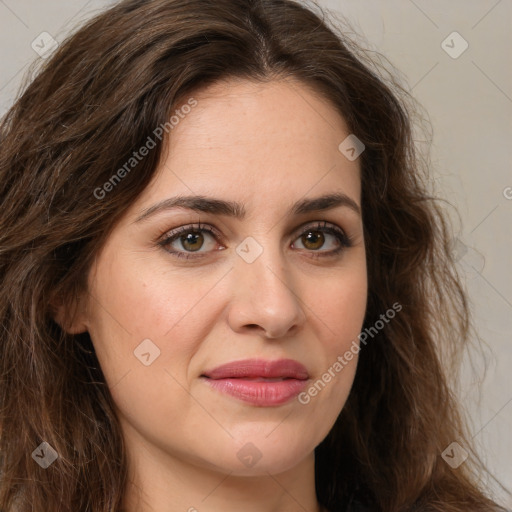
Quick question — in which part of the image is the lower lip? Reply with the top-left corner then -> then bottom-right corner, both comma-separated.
203,377 -> 308,406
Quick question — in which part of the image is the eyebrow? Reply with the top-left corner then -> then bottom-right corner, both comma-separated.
134,192 -> 361,223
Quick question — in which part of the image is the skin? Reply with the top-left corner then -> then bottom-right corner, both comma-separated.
56,78 -> 368,512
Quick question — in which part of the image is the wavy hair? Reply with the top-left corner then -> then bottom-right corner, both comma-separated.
0,0 -> 509,510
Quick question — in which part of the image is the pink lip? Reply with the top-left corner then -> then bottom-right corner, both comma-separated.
202,358 -> 309,407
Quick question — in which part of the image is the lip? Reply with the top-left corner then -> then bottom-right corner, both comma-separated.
201,358 -> 309,407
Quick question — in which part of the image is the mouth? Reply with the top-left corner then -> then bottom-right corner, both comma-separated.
201,358 -> 309,407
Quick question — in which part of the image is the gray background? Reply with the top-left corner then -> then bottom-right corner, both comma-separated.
0,0 -> 510,506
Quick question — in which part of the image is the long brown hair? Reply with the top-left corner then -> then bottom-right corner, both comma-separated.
0,0 -> 509,510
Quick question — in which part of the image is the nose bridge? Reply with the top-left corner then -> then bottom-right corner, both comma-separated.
235,229 -> 289,289
228,232 -> 306,338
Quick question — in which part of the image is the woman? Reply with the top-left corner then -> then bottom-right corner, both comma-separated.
0,0 -> 509,511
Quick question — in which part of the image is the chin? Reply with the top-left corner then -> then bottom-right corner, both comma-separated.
198,430 -> 316,477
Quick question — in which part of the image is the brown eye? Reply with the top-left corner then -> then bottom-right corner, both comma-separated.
159,223 -> 221,259
159,221 -> 351,261
292,221 -> 350,256
179,231 -> 205,252
300,230 -> 326,251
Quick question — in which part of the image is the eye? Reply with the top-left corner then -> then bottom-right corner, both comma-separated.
158,220 -> 352,260
158,222 -> 221,260
291,221 -> 352,258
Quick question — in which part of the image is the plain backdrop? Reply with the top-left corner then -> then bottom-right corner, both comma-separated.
0,0 -> 510,506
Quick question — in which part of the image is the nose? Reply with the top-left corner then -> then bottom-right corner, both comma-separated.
226,241 -> 307,339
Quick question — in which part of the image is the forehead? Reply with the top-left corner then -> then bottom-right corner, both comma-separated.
170,77 -> 352,156
128,78 -> 361,219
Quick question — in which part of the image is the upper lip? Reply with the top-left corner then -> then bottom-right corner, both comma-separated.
202,358 -> 309,380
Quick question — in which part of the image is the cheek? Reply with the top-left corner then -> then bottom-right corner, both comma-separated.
293,268 -> 367,443
86,251 -> 227,382
317,263 -> 368,349
91,249 -> 207,334
85,255 -> 223,434
306,261 -> 367,398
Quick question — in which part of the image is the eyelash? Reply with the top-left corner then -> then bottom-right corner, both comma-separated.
157,221 -> 353,261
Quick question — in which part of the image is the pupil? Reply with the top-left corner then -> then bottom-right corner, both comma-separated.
304,231 -> 323,250
183,232 -> 203,251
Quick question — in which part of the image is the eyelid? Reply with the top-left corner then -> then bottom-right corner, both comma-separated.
292,219 -> 344,237
157,220 -> 347,243
155,221 -> 222,245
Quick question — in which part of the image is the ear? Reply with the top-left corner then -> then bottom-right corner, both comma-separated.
49,291 -> 89,335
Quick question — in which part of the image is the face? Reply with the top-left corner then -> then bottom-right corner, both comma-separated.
65,78 -> 367,477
